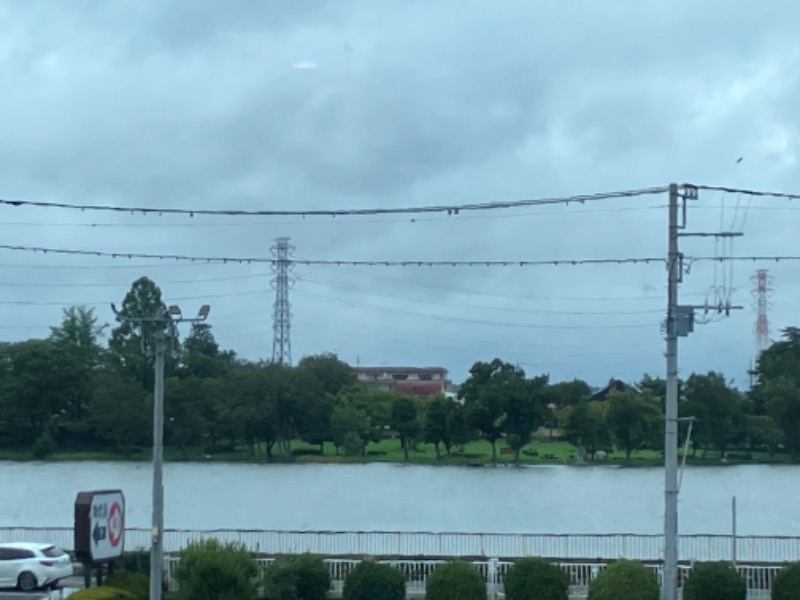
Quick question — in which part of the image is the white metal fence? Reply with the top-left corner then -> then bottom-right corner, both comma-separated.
3,527 -> 799,563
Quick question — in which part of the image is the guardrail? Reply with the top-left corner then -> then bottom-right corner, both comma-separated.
2,527 -> 800,564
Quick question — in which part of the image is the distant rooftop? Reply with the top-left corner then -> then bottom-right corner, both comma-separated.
353,366 -> 449,374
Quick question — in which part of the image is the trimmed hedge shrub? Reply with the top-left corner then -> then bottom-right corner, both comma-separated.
104,571 -> 149,600
587,560 -> 659,600
66,586 -> 134,600
773,561 -> 800,600
683,562 -> 745,600
262,554 -> 331,600
504,557 -> 569,600
174,538 -> 259,600
342,561 -> 406,600
425,561 -> 485,600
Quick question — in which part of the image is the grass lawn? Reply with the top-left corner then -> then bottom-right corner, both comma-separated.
0,438 -> 792,466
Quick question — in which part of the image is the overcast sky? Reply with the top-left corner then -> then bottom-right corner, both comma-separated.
1,0 -> 799,388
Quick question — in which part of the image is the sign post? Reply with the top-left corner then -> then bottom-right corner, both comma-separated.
75,490 -> 126,586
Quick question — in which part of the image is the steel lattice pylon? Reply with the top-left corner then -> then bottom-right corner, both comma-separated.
752,269 -> 772,353
271,237 -> 294,365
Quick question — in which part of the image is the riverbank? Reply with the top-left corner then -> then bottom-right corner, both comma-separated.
0,438 -> 793,467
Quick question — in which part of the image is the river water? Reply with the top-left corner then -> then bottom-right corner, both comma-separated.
1,461 -> 796,535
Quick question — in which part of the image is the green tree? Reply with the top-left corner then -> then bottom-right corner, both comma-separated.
744,415 -> 784,457
109,276 -> 171,389
682,372 -> 745,458
331,400 -> 372,456
49,305 -> 107,421
88,373 -> 150,454
180,323 -> 234,379
755,326 -> 800,387
165,376 -> 208,457
390,397 -> 419,461
606,390 -> 662,462
565,400 -> 611,461
0,339 -> 80,444
549,379 -> 592,407
460,359 -> 526,463
750,328 -> 800,458
764,377 -> 800,460
504,374 -> 546,464
297,352 -> 357,396
297,392 -> 334,453
423,398 -> 448,459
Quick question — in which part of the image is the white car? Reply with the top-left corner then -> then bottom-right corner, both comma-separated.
0,542 -> 73,591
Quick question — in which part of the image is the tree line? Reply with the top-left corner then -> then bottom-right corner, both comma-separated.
1,276 -> 799,463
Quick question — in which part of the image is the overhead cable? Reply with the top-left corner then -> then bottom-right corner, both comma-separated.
0,244 -> 664,266
0,186 -> 670,218
689,184 -> 800,202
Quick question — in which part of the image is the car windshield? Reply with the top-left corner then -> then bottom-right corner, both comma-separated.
41,546 -> 65,558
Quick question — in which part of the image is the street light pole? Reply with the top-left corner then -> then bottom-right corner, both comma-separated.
111,303 -> 211,600
151,328 -> 165,600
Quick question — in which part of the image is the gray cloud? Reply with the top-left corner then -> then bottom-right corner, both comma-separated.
0,0 -> 799,385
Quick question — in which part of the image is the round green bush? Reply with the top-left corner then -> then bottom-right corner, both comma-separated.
773,561 -> 800,600
425,561 -> 486,600
683,562 -> 745,600
67,587 -> 135,600
104,571 -> 149,600
587,560 -> 659,600
342,561 -> 406,600
262,554 -> 331,600
504,557 -> 569,600
174,538 -> 259,600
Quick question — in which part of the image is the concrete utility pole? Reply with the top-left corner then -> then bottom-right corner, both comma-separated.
663,183 -> 680,600
111,303 -> 211,600
662,184 -> 742,600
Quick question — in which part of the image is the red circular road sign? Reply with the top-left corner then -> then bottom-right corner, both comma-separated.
108,501 -> 124,547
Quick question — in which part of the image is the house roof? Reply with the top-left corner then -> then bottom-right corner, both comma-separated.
591,378 -> 637,401
353,366 -> 448,375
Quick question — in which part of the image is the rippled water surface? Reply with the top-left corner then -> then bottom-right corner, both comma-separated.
1,461 -> 796,535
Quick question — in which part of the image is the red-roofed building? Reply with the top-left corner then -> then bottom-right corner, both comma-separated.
352,366 -> 450,398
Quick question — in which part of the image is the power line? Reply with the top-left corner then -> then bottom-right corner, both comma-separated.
688,255 -> 800,264
4,243 -> 800,266
0,243 -> 665,266
690,184 -> 800,202
0,186 -> 669,217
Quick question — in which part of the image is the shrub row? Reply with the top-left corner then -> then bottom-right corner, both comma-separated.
65,544 -> 800,600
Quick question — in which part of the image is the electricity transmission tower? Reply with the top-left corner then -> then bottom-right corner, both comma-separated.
752,269 -> 772,353
271,237 -> 294,365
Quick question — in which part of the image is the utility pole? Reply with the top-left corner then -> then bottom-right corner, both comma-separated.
663,183 -> 680,600
662,184 -> 742,600
111,303 -> 211,600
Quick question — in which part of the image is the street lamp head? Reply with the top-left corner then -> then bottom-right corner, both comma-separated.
198,304 -> 211,320
168,305 -> 182,317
